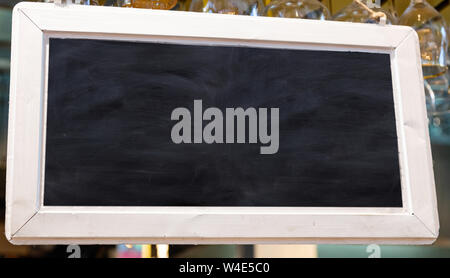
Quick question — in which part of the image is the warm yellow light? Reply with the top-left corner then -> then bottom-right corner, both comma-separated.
156,244 -> 169,258
141,244 -> 152,258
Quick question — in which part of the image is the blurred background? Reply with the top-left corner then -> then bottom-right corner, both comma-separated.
0,0 -> 449,258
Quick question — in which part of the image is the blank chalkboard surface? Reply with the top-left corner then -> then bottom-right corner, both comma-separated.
43,38 -> 402,207
10,4 -> 439,244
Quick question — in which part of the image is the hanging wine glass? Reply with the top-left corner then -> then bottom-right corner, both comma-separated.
174,0 -> 192,11
399,0 -> 450,144
263,0 -> 330,20
384,0 -> 399,20
188,0 -> 264,16
399,0 -> 448,79
78,0 -> 102,4
117,0 -> 178,9
427,28 -> 450,144
333,0 -> 397,24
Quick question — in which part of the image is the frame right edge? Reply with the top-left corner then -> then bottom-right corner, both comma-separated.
394,29 -> 439,240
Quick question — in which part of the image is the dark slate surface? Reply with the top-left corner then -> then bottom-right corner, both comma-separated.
44,38 -> 402,207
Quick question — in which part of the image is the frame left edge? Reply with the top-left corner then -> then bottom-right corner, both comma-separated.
5,3 -> 45,243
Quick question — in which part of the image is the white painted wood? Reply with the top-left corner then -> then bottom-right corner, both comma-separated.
5,6 -> 44,241
393,31 -> 439,237
20,3 -> 410,50
5,2 -> 438,244
11,209 -> 433,243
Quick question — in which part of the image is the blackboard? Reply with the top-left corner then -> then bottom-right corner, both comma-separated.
44,38 -> 402,207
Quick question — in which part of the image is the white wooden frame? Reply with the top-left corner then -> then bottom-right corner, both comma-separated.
5,2 -> 438,245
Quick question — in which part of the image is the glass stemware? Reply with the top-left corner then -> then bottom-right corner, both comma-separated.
263,0 -> 329,19
116,0 -> 178,9
189,0 -> 265,16
333,0 -> 397,24
174,0 -> 192,11
399,0 -> 450,144
399,0 -> 448,79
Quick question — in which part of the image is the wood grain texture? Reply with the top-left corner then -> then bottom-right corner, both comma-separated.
43,38 -> 402,207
